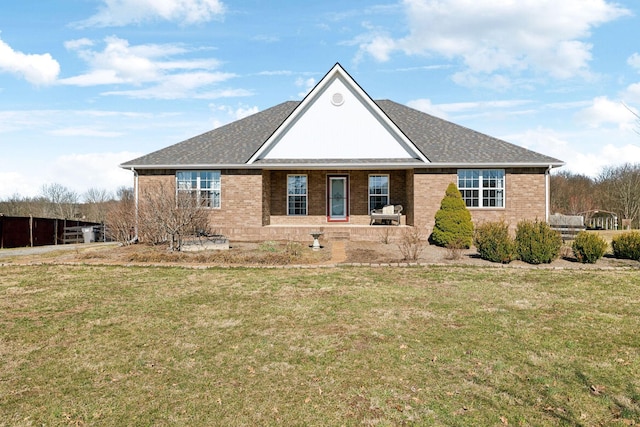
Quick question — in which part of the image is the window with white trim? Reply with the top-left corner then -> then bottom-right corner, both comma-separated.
287,175 -> 307,215
176,171 -> 221,208
457,169 -> 504,208
369,174 -> 389,211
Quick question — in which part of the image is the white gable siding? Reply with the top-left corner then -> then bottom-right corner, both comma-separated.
261,78 -> 416,160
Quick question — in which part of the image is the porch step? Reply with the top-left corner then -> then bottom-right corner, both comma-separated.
325,230 -> 351,241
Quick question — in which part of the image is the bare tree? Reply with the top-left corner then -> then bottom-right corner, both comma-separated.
550,171 -> 597,215
138,182 -> 209,251
0,194 -> 31,216
105,188 -> 136,245
116,186 -> 134,202
597,163 -> 640,228
83,187 -> 113,223
40,183 -> 79,219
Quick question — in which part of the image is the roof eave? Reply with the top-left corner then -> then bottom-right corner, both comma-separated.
121,160 -> 565,170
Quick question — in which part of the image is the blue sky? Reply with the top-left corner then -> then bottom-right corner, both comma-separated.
1,0 -> 640,199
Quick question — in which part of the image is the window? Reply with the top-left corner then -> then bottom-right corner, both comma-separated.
457,169 -> 504,208
176,171 -> 221,208
369,174 -> 389,211
287,175 -> 307,215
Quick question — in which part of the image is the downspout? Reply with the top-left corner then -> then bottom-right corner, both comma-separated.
545,165 -> 551,222
132,167 -> 139,243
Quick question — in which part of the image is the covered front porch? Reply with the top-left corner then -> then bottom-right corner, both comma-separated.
262,169 -> 415,227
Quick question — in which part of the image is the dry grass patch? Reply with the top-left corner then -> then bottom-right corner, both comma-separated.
1,265 -> 639,425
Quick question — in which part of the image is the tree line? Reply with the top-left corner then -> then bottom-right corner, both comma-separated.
0,183 -> 133,224
551,162 -> 640,228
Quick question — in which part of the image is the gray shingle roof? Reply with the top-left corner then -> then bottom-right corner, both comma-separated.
377,100 -> 561,165
121,101 -> 298,167
121,99 -> 563,168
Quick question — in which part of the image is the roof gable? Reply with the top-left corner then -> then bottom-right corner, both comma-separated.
120,64 -> 563,170
247,63 -> 428,164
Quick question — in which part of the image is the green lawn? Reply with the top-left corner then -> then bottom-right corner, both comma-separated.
1,265 -> 639,426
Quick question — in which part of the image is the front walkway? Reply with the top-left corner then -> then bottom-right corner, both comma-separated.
329,241 -> 347,263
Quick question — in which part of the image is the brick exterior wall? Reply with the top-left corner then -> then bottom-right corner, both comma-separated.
135,167 -> 548,241
411,169 -> 457,234
137,169 -> 264,235
410,168 -> 548,234
470,168 -> 548,229
268,170 -> 407,225
261,170 -> 271,226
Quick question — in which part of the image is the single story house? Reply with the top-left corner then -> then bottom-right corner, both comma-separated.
121,63 -> 563,242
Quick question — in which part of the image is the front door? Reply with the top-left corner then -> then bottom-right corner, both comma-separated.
328,176 -> 349,222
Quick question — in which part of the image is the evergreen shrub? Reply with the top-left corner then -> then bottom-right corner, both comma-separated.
611,231 -> 640,261
571,231 -> 607,264
515,219 -> 562,264
473,220 -> 515,263
430,183 -> 474,248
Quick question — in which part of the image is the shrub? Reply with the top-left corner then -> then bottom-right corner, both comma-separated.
431,183 -> 474,248
612,231 -> 640,260
445,238 -> 466,260
515,219 -> 562,264
378,227 -> 392,244
474,220 -> 516,263
284,240 -> 303,258
571,231 -> 607,264
398,227 -> 425,261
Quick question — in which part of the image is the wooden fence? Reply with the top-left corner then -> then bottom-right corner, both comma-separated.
0,215 -> 104,249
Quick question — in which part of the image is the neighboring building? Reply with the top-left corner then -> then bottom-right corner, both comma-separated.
121,63 -> 563,241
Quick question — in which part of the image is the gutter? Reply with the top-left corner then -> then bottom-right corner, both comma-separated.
131,167 -> 139,244
545,165 -> 552,222
119,161 -> 566,171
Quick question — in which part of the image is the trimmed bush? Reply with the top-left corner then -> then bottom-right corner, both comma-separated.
571,231 -> 607,264
474,220 -> 516,263
612,231 -> 640,261
431,183 -> 474,248
515,219 -> 562,264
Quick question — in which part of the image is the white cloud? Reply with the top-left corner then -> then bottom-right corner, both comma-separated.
103,84 -> 250,100
507,127 -> 640,178
507,127 -> 570,165
74,0 -> 225,28
295,77 -> 316,97
628,53 -> 640,71
406,99 -> 450,119
0,152 -> 139,199
407,98 -> 534,120
64,38 -> 94,51
0,171 -> 32,200
59,36 -> 242,99
624,83 -> 640,103
0,109 -> 169,135
357,0 -> 629,86
0,37 -> 60,85
362,35 -> 397,62
209,103 -> 259,128
47,152 -> 140,196
48,127 -> 124,138
257,70 -> 294,77
574,96 -> 637,130
62,36 -> 184,85
569,144 -> 640,177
